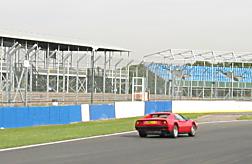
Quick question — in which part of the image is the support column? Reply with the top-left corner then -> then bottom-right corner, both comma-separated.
66,51 -> 71,93
25,41 -> 28,106
154,73 -> 157,100
203,61 -> 205,99
103,51 -> 106,94
103,51 -> 107,101
0,38 -> 3,103
126,65 -> 130,94
62,51 -> 65,93
114,58 -> 123,95
164,80 -> 167,95
76,48 -> 80,103
231,63 -> 234,99
211,63 -> 214,99
90,49 -> 95,104
119,68 -> 122,94
56,45 -> 60,93
114,69 -> 117,94
146,68 -> 148,93
35,43 -> 38,92
46,43 -> 50,105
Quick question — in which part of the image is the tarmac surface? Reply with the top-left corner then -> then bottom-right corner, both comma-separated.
0,121 -> 252,164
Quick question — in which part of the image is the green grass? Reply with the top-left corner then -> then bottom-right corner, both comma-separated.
237,115 -> 252,120
0,113 -> 207,149
180,113 -> 208,120
0,117 -> 140,149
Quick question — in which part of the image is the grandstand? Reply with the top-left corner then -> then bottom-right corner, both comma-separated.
1,31 -> 251,105
143,49 -> 252,100
0,31 -> 131,106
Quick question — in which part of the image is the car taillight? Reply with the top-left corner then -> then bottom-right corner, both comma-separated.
162,121 -> 167,125
136,121 -> 141,125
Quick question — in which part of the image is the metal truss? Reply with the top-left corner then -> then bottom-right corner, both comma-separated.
143,49 -> 252,64
0,36 -> 130,106
142,49 -> 252,100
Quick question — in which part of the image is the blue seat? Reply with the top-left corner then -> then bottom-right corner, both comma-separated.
146,63 -> 252,83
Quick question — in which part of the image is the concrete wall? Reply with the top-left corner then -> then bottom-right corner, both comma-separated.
172,100 -> 252,113
115,101 -> 145,119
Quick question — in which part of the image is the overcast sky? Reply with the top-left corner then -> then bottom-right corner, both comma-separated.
0,0 -> 251,59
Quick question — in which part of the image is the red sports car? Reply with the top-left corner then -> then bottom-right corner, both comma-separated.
135,112 -> 198,138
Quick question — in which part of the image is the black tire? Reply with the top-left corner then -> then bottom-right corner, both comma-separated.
170,125 -> 179,138
160,133 -> 166,138
139,131 -> 147,137
189,124 -> 197,137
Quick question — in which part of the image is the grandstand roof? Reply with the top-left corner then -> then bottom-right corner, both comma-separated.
0,30 -> 130,52
143,49 -> 252,64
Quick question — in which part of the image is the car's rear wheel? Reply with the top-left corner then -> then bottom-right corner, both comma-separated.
170,125 -> 178,138
160,133 -> 166,138
138,131 -> 147,137
189,124 -> 197,137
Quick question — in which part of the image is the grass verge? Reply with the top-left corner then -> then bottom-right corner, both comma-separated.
237,115 -> 252,120
0,113 -> 206,149
181,113 -> 208,120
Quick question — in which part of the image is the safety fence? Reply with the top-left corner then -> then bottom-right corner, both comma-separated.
2,100 -> 252,128
0,101 -> 171,128
0,105 -> 81,128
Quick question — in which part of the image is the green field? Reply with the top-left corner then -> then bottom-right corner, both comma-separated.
181,113 -> 207,119
237,115 -> 252,120
0,113 -> 204,149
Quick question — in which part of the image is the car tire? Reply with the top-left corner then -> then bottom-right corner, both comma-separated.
189,124 -> 197,137
139,131 -> 147,137
160,133 -> 166,138
170,125 -> 179,138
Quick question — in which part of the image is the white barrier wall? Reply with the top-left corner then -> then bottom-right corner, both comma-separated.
81,104 -> 90,122
173,100 -> 252,113
115,101 -> 145,118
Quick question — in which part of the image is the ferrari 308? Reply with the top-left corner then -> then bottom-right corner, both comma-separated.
135,112 -> 198,138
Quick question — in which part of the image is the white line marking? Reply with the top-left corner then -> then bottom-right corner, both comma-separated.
198,120 -> 252,125
0,131 -> 136,152
0,120 -> 252,152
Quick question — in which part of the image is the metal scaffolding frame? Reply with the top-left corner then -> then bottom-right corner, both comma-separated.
0,34 -> 130,106
143,49 -> 252,100
143,49 -> 252,63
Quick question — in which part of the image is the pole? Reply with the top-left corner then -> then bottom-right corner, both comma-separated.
103,51 -> 106,94
91,49 -> 95,104
0,38 -> 3,103
25,66 -> 28,106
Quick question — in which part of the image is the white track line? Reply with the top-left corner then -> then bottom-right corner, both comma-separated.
198,120 -> 252,125
0,131 -> 136,152
1,120 -> 252,152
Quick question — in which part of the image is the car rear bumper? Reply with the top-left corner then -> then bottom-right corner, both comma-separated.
135,126 -> 169,134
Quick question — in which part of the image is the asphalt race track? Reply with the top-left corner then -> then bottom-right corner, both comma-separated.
1,121 -> 252,164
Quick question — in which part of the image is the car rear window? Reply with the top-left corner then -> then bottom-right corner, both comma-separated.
151,114 -> 169,118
